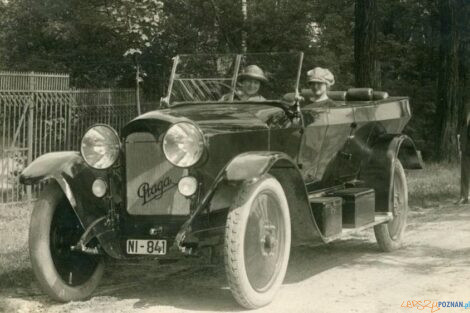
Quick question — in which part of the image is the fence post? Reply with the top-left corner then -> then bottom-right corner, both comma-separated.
67,90 -> 74,150
26,72 -> 35,200
26,95 -> 34,200
136,64 -> 142,115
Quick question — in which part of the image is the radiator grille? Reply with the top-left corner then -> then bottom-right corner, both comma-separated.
125,132 -> 190,215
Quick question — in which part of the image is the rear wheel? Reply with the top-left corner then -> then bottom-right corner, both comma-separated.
374,160 -> 408,252
29,183 -> 104,302
224,176 -> 291,309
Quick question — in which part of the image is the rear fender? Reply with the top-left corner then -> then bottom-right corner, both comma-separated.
359,134 -> 423,212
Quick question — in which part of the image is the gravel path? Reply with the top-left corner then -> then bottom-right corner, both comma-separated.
1,203 -> 470,313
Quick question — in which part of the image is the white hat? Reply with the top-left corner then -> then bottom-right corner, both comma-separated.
307,67 -> 335,86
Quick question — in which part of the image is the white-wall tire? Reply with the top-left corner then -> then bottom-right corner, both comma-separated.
374,160 -> 408,252
224,175 -> 291,309
29,183 -> 104,302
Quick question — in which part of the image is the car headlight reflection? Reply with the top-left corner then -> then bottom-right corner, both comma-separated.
80,125 -> 120,169
163,122 -> 204,167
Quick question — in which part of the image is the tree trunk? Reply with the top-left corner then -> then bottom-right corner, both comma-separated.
354,0 -> 378,88
241,0 -> 247,53
457,0 -> 469,135
457,41 -> 468,135
435,0 -> 460,161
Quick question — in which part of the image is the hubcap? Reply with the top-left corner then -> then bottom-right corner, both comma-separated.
260,224 -> 278,257
244,191 -> 285,292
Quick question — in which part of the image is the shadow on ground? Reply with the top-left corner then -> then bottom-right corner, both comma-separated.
1,202 -> 470,312
0,237 -> 384,312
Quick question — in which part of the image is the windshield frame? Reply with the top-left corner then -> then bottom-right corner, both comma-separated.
164,52 -> 304,106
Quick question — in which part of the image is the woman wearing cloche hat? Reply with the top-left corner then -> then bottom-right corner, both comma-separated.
220,65 -> 267,101
236,65 -> 267,101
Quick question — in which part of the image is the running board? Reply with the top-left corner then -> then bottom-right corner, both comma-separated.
323,212 -> 393,243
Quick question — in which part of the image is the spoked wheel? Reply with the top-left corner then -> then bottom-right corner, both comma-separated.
29,183 -> 104,302
374,160 -> 408,252
224,175 -> 291,309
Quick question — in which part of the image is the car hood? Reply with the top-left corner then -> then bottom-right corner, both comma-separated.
122,103 -> 284,138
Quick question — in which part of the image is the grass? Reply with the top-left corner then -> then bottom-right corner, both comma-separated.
407,162 -> 459,207
0,162 -> 461,290
0,202 -> 33,291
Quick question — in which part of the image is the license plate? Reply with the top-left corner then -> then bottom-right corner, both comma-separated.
126,239 -> 167,255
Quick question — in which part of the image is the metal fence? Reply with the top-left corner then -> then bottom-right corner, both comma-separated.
0,71 -> 157,204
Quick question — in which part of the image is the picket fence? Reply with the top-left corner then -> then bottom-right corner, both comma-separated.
0,71 -> 157,204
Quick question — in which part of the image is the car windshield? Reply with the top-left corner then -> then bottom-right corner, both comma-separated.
166,52 -> 303,105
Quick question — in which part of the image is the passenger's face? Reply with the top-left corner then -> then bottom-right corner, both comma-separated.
241,78 -> 261,96
310,82 -> 327,97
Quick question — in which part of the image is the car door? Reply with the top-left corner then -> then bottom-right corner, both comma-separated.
297,103 -> 329,185
265,107 -> 303,159
346,102 -> 377,175
317,102 -> 378,188
314,103 -> 356,188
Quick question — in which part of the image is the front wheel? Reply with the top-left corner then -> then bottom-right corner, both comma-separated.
224,175 -> 291,309
29,183 -> 104,302
374,160 -> 408,252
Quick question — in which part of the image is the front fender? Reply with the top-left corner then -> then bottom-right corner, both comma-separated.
224,151 -> 296,181
20,151 -> 106,228
359,134 -> 423,212
177,151 -> 324,249
209,152 -> 291,211
224,152 -> 325,246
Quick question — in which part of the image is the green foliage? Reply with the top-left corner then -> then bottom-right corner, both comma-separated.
0,0 -> 468,158
377,0 -> 442,157
105,0 -> 164,53
306,0 -> 356,90
0,0 -> 134,87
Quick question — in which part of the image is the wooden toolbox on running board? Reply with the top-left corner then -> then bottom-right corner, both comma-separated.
310,197 -> 343,237
328,188 -> 375,228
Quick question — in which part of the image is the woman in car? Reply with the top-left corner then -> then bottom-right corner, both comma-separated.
220,65 -> 267,101
306,67 -> 335,106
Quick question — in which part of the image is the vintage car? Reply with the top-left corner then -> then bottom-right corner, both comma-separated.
20,52 -> 423,309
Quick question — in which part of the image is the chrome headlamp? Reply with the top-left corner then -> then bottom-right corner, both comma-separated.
163,122 -> 204,167
80,125 -> 120,169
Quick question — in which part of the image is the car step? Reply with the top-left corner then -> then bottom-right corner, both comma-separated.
322,212 -> 393,243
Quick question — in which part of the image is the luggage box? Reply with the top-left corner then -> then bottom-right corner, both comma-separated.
328,188 -> 375,228
310,197 -> 343,237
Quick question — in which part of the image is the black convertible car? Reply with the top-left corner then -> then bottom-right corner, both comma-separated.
20,52 -> 422,309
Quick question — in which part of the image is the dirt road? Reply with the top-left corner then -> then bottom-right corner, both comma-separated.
1,202 -> 470,313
